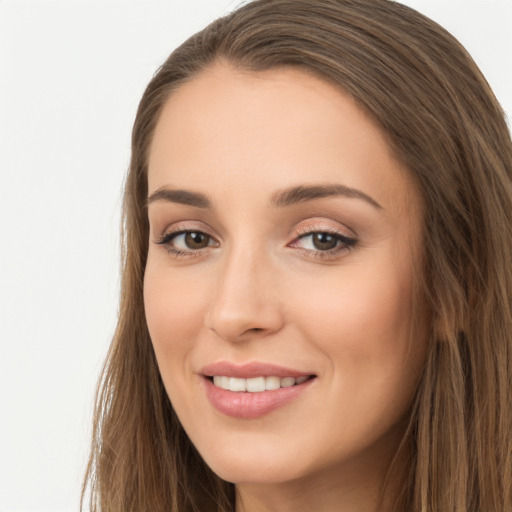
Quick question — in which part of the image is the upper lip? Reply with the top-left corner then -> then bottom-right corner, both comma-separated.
200,361 -> 315,379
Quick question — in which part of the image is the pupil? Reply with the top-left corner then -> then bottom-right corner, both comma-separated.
313,233 -> 337,251
185,232 -> 209,249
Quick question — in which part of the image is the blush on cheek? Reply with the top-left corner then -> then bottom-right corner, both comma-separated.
146,301 -> 198,355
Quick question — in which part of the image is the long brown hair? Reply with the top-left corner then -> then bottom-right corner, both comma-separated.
82,1 -> 512,510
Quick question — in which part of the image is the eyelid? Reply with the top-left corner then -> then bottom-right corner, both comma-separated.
292,219 -> 356,238
152,221 -> 221,259
153,221 -> 217,243
288,219 -> 358,258
156,229 -> 217,246
152,218 -> 357,260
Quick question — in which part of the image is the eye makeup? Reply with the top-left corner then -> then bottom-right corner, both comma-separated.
288,219 -> 357,260
153,216 -> 357,262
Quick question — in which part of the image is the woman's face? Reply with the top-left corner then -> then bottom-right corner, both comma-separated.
144,64 -> 428,489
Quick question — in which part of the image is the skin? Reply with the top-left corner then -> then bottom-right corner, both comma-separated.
144,63 -> 429,512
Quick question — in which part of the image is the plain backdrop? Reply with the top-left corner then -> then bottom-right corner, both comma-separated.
0,1 -> 510,511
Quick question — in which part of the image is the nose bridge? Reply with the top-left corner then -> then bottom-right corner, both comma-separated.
205,236 -> 282,341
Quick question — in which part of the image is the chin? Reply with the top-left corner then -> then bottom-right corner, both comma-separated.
209,459 -> 306,486
201,433 -> 358,489
197,438 -> 312,485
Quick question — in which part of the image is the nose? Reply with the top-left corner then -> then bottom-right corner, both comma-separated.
204,244 -> 284,343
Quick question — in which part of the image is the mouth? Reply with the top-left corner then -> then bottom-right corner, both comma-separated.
207,374 -> 314,392
200,362 -> 317,419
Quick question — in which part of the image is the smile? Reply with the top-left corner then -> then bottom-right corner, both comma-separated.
212,375 -> 310,392
201,363 -> 316,419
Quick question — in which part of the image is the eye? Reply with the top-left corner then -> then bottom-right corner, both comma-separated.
290,230 -> 356,257
174,231 -> 211,250
156,229 -> 219,255
302,232 -> 340,251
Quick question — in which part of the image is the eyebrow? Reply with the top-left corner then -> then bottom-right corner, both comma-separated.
270,184 -> 382,210
146,187 -> 211,209
146,183 -> 382,210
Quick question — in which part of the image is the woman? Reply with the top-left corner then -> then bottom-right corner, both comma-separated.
82,0 -> 512,510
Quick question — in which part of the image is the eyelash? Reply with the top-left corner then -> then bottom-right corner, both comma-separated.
291,227 -> 357,259
156,229 -> 218,258
155,226 -> 357,260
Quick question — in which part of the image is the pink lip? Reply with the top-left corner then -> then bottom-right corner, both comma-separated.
199,361 -> 316,419
200,361 -> 313,379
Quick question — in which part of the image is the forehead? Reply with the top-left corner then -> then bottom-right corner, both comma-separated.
147,63 -> 420,216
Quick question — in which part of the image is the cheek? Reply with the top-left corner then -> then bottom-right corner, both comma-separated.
297,254 -> 425,411
143,264 -> 207,366
302,264 -> 413,349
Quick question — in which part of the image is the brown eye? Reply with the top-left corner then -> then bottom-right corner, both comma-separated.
184,231 -> 210,249
290,230 -> 357,257
311,232 -> 338,251
156,230 -> 217,254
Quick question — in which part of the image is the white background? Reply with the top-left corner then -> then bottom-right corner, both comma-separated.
0,1 -> 510,511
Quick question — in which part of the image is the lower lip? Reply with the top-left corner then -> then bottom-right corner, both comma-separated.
203,377 -> 315,419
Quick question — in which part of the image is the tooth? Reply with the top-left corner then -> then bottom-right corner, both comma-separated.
246,376 -> 265,392
213,376 -> 230,389
280,377 -> 296,388
265,376 -> 280,390
229,377 -> 246,392
214,375 -> 306,392
213,376 -> 228,389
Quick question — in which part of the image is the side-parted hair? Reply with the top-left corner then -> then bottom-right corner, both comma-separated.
82,1 -> 512,510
